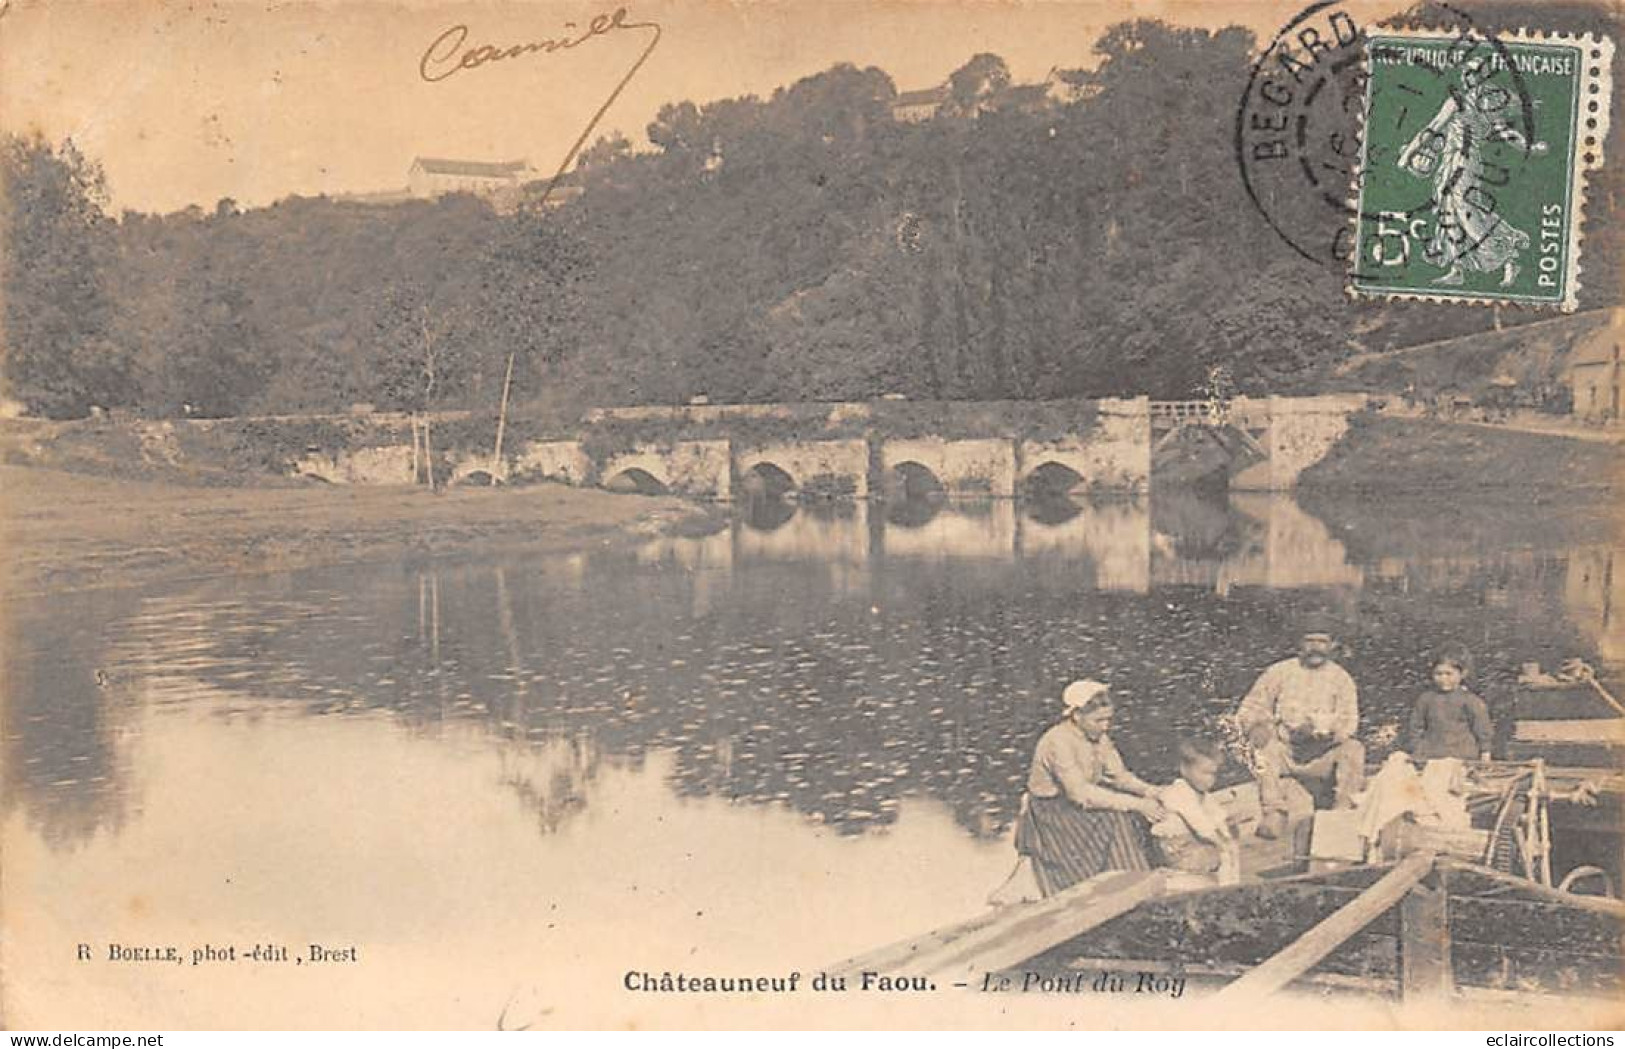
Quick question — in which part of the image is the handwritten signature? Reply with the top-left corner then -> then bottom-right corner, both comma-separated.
420,7 -> 663,204
420,7 -> 655,83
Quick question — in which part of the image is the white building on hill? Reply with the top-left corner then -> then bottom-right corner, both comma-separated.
407,157 -> 537,199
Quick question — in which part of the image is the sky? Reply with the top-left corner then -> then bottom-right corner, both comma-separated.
0,0 -> 1394,214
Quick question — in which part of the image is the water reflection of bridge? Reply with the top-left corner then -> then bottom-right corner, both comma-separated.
630,493 -> 1365,595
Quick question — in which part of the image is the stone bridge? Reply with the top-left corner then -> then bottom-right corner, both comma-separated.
1149,394 -> 1367,490
298,394 -> 1366,498
543,397 -> 1159,501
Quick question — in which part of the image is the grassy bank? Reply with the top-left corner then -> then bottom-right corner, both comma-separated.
1299,414 -> 1624,494
0,466 -> 719,597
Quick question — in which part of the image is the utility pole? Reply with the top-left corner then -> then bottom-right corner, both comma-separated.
491,349 -> 516,483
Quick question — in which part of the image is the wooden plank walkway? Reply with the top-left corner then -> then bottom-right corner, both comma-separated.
1211,852 -> 1437,1002
829,869 -> 1166,983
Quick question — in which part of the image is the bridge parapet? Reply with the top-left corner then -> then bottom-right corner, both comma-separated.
265,394 -> 1361,496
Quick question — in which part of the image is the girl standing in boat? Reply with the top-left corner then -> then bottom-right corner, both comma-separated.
1015,680 -> 1165,897
1408,646 -> 1494,762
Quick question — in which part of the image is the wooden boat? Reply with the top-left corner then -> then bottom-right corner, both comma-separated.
832,738 -> 1625,1004
834,852 -> 1624,1005
1504,676 -> 1625,771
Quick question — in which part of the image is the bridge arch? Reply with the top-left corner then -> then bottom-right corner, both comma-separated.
739,460 -> 798,499
604,466 -> 671,495
446,450 -> 512,486
457,469 -> 498,487
887,460 -> 945,501
1023,461 -> 1085,498
296,459 -> 340,484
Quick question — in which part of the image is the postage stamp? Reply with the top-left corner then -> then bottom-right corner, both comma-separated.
1350,28 -> 1614,310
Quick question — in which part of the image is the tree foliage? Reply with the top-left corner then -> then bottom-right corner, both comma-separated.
1,135 -> 129,416
5,7 -> 1613,419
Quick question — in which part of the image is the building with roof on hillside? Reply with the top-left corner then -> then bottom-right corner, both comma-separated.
889,69 -> 1070,123
891,86 -> 951,123
1330,307 -> 1622,418
408,157 -> 537,199
1567,310 -> 1623,422
332,157 -> 582,212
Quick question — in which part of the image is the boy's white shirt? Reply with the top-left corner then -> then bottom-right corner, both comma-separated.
1154,777 -> 1242,885
1153,778 -> 1232,843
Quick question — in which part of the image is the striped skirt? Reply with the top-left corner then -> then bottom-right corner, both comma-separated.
1014,795 -> 1155,897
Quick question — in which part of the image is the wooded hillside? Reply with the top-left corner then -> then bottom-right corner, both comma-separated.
4,6 -> 1618,419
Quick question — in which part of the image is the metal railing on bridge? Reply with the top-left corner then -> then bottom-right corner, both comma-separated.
1149,400 -> 1222,424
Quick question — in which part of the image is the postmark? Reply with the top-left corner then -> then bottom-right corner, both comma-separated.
1234,2 -> 1543,278
1349,27 -> 1613,310
1235,1 -> 1370,270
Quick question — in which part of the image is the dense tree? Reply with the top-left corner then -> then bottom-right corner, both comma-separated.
139,207 -> 270,416
0,135 -> 130,416
576,132 -> 632,171
11,7 -> 1613,419
945,53 -> 1012,118
369,279 -> 466,414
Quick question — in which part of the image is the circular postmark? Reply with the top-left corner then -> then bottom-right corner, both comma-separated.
1236,1 -> 1541,282
1236,1 -> 1371,269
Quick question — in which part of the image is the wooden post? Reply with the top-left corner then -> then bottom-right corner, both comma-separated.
1533,760 -> 1553,887
423,413 -> 436,491
1398,870 -> 1453,1002
412,416 -> 423,485
491,349 -> 516,482
1213,852 -> 1436,1002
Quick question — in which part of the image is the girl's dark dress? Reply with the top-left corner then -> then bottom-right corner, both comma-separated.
1409,688 -> 1493,760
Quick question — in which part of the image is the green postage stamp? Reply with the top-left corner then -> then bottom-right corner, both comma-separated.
1351,29 -> 1614,311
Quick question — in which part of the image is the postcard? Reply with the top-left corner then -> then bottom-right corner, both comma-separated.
2,0 -> 1621,1031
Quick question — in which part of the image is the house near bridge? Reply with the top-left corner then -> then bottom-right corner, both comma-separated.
1331,306 -> 1623,422
1567,315 -> 1623,422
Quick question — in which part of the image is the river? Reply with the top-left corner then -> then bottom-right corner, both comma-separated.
4,489 -> 1619,1026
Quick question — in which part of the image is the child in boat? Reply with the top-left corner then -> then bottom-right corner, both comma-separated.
1151,738 -> 1241,885
1408,646 -> 1493,762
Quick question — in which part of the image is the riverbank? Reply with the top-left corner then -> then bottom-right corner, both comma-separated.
0,466 -> 720,598
1298,414 -> 1624,494
6,412 -> 1618,597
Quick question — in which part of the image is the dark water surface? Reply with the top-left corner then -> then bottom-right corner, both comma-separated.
5,490 -> 1619,1025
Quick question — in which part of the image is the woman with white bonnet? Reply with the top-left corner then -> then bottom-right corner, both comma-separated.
1014,679 -> 1165,896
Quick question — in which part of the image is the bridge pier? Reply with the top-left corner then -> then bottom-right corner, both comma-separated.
1019,396 -> 1151,493
879,437 -> 1018,497
295,445 -> 415,485
513,440 -> 593,486
735,438 -> 870,499
1231,395 -> 1366,491
600,440 -> 732,500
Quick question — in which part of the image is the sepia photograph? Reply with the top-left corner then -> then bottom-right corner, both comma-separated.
1,0 -> 1621,1031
